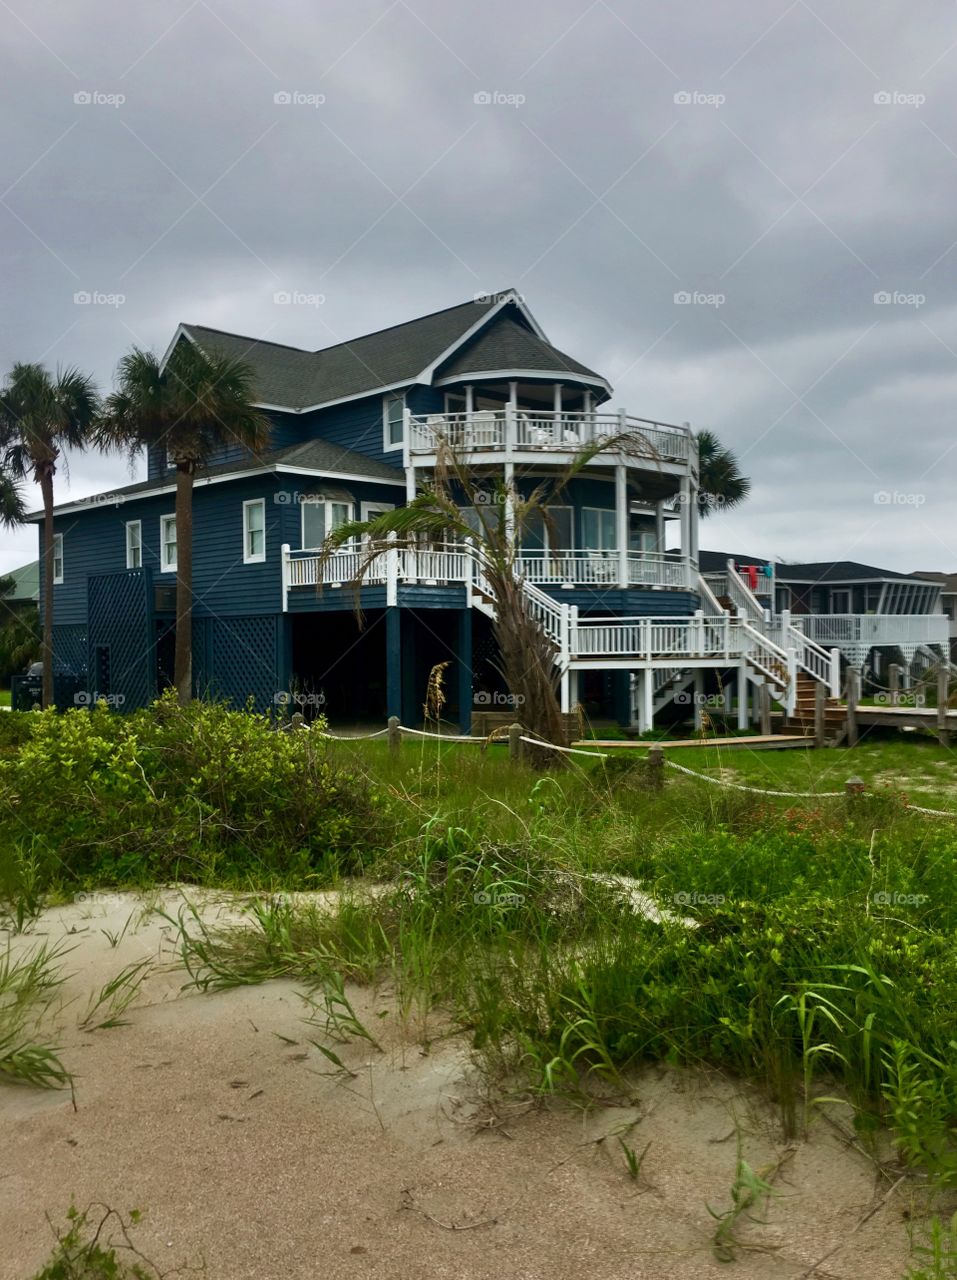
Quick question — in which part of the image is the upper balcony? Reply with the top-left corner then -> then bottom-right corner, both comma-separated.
406,410 -> 697,473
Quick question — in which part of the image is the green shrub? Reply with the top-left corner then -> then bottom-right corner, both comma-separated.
0,694 -> 392,889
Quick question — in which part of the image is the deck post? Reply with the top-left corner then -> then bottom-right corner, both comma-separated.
387,715 -> 401,757
280,543 -> 290,613
508,721 -> 523,764
642,669 -> 653,734
693,670 -> 705,729
386,607 -> 402,722
814,680 -> 827,748
759,683 -> 771,736
615,462 -> 628,589
937,663 -> 951,746
846,667 -> 860,747
889,662 -> 901,706
829,647 -> 841,698
736,663 -> 748,730
646,743 -> 664,790
386,532 -> 398,608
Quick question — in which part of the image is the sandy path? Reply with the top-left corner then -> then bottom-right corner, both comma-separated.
1,892 -> 919,1280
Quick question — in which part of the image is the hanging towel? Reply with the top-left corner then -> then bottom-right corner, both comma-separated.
746,564 -> 758,591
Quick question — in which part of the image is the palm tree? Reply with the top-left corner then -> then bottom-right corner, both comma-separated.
696,429 -> 751,516
96,341 -> 271,705
0,363 -> 99,707
317,432 -> 652,761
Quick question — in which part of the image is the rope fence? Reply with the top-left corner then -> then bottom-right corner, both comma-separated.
306,714 -> 957,820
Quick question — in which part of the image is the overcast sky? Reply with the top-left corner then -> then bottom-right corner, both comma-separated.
1,0 -> 955,574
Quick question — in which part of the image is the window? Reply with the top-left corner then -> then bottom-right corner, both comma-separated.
52,533 -> 63,584
126,520 -> 142,570
581,508 -> 617,553
164,447 -> 175,470
444,391 -> 467,414
160,514 -> 177,572
300,496 -> 354,549
521,506 -> 573,557
383,392 -> 406,450
243,499 -> 266,563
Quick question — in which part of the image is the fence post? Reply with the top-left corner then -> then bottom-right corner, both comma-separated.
647,743 -> 664,790
388,715 -> 401,757
758,684 -> 771,736
846,667 -> 859,747
889,662 -> 901,706
845,775 -> 866,813
938,663 -> 951,747
814,680 -> 827,748
508,722 -> 523,765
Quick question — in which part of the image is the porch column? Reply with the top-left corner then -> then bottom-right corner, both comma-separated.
508,380 -> 518,449
688,481 -> 699,564
464,384 -> 474,414
553,382 -> 563,416
642,669 -> 654,734
456,609 -> 472,736
386,607 -> 402,721
693,670 -> 705,730
654,501 -> 666,551
736,662 -> 748,730
616,463 -> 628,589
679,475 -> 691,584
504,460 -> 515,546
613,670 -> 630,727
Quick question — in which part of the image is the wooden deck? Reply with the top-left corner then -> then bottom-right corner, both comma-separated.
575,734 -> 813,751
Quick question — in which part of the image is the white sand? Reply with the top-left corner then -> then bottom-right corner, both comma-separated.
0,891 -> 925,1279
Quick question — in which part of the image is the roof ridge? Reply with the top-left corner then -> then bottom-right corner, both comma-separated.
306,291 -> 511,355
183,290 -> 517,362
183,324 -> 315,356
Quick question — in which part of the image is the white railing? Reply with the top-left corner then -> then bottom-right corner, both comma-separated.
725,559 -> 769,626
793,614 -> 951,648
407,410 -> 695,465
286,548 -> 386,588
572,614 -> 737,661
514,550 -> 693,591
696,571 -> 726,614
400,546 -> 468,583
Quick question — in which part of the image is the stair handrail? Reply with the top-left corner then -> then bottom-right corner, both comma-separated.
696,570 -> 726,615
784,620 -> 839,696
726,558 -> 768,626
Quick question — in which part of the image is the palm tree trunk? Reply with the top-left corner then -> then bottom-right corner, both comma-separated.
40,467 -> 55,710
173,462 -> 194,706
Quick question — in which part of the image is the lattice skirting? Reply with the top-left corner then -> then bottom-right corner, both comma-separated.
198,615 -> 284,713
53,625 -> 88,680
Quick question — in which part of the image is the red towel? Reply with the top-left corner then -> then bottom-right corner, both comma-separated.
746,564 -> 758,590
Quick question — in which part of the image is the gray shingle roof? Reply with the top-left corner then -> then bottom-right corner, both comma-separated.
183,295 -> 509,409
776,561 -> 932,584
435,314 -> 606,384
38,439 -> 403,517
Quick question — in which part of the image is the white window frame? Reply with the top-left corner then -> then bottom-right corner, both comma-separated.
382,392 -> 406,452
160,514 -> 177,573
125,520 -> 142,570
300,497 -> 354,550
360,500 -> 395,524
242,498 -> 266,564
52,533 -> 64,585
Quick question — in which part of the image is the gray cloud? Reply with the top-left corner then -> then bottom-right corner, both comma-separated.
2,0 -> 957,573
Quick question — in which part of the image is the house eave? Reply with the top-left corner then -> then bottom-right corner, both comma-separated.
31,461 -> 407,518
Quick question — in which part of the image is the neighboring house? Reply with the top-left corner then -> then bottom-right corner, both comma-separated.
701,551 -> 949,674
911,571 -> 957,659
3,559 -> 39,613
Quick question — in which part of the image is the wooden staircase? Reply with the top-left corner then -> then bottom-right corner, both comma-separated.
782,672 -> 846,741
